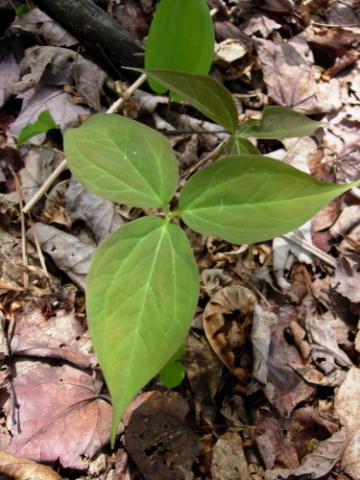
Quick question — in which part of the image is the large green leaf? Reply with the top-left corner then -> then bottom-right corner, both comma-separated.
64,114 -> 178,209
179,154 -> 358,244
237,106 -> 322,139
145,0 -> 214,94
132,69 -> 238,133
87,216 -> 199,444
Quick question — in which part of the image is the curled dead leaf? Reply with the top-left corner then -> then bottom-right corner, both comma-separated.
203,286 -> 257,387
0,449 -> 63,479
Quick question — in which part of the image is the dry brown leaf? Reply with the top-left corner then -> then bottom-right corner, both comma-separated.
256,36 -> 341,114
6,359 -> 112,469
65,178 -> 124,243
332,253 -> 360,304
0,449 -> 63,479
287,407 -> 339,460
13,45 -> 106,110
13,8 -> 77,47
27,223 -> 94,290
10,297 -> 95,368
211,432 -> 249,480
335,367 -> 360,479
254,411 -> 299,470
124,391 -> 199,480
204,286 -> 257,387
306,313 -> 353,373
183,332 -> 223,422
242,14 -> 281,38
265,306 -> 314,416
251,304 -> 277,385
265,428 -> 346,480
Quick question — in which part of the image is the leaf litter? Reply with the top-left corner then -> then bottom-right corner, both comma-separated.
0,1 -> 360,479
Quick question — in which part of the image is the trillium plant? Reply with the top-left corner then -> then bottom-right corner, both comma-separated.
64,69 -> 359,445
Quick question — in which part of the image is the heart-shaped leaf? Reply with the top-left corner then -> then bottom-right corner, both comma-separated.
179,154 -> 358,244
133,69 -> 238,133
237,106 -> 322,139
64,114 -> 178,208
87,216 -> 199,443
145,0 -> 214,94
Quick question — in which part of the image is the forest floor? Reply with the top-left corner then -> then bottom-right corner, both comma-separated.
0,0 -> 360,479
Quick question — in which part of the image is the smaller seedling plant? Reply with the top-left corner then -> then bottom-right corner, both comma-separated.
64,69 -> 359,445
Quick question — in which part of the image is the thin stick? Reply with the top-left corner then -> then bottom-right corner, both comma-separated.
22,74 -> 147,215
179,140 -> 226,180
14,175 -> 29,288
282,232 -> 336,268
30,220 -> 49,277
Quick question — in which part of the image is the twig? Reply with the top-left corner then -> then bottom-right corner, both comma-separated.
14,175 -> 29,288
179,140 -> 226,180
22,74 -> 147,215
30,220 -> 49,278
282,232 -> 336,268
311,20 -> 360,28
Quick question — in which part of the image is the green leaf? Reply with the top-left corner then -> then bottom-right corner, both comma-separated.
15,4 -> 30,17
145,0 -> 214,94
221,136 -> 260,155
159,343 -> 186,388
64,114 -> 178,209
237,106 -> 322,139
17,110 -> 58,146
179,154 -> 358,245
132,69 -> 238,133
87,216 -> 199,444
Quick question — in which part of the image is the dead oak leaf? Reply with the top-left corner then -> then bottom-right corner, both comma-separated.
6,360 -> 112,470
0,449 -> 63,480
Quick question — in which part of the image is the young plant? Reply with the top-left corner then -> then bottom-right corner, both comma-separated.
64,71 -> 358,445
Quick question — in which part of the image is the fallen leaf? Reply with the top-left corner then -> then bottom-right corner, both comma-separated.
242,14 -> 281,38
26,223 -> 94,290
335,367 -> 360,479
255,410 -> 299,470
306,313 -> 353,373
19,147 -> 59,203
183,332 -> 223,422
14,8 -> 77,47
0,46 -> 20,108
13,46 -> 106,110
330,205 -> 360,238
203,286 -> 257,388
211,432 -> 249,480
0,449 -> 63,479
124,391 -> 199,480
10,297 -> 95,368
265,428 -> 346,480
265,306 -> 314,416
11,87 -> 89,142
256,36 -> 341,114
251,304 -> 277,385
6,359 -> 112,469
65,178 -> 124,243
215,39 -> 247,64
332,252 -> 360,304
287,407 -> 339,460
